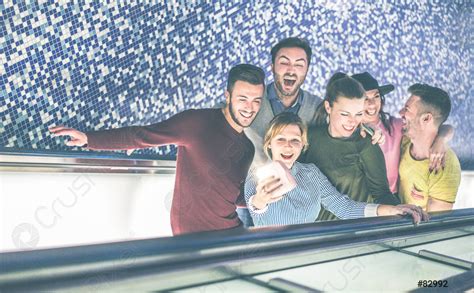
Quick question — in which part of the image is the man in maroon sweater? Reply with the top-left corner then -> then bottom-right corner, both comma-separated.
50,64 -> 266,235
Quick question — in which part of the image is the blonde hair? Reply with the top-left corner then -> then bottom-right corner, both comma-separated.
263,112 -> 308,159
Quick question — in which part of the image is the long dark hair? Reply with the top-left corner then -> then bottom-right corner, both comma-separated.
378,93 -> 394,136
314,72 -> 366,126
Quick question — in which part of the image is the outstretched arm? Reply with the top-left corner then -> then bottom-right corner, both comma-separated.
315,165 -> 428,224
377,204 -> 429,225
49,126 -> 88,147
317,166 -> 375,219
50,124 -> 149,150
49,109 -> 197,151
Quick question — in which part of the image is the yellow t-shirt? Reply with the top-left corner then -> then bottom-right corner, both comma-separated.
399,136 -> 461,210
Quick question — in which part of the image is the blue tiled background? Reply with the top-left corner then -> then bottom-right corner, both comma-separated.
1,1 -> 472,167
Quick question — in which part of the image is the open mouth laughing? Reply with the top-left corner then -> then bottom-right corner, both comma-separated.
280,153 -> 294,160
365,109 -> 378,116
401,117 -> 408,129
283,75 -> 297,87
239,110 -> 254,120
342,125 -> 356,132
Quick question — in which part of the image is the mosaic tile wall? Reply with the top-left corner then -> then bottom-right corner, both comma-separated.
1,1 -> 472,168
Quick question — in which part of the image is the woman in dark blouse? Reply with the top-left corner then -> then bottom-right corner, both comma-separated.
303,73 -> 400,221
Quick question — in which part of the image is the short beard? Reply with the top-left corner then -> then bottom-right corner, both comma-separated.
228,97 -> 247,128
273,72 -> 303,98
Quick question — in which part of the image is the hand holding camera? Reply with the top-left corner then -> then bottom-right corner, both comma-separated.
252,161 -> 297,209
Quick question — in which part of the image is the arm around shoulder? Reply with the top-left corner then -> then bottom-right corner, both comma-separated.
429,124 -> 455,172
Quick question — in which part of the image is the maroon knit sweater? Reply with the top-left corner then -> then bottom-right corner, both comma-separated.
87,109 -> 254,235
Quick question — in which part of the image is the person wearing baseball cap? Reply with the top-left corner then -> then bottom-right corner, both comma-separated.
352,72 -> 454,194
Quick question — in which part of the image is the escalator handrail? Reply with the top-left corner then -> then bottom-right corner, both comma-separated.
1,208 -> 473,275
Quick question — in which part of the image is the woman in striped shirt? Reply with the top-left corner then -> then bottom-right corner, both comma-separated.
244,112 -> 427,227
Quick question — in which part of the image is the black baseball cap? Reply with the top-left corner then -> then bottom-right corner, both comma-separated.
352,72 -> 395,96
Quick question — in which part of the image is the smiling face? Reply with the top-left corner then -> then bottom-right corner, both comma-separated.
268,124 -> 304,169
272,47 -> 308,100
224,80 -> 264,132
363,89 -> 382,124
325,97 -> 365,138
399,95 -> 422,139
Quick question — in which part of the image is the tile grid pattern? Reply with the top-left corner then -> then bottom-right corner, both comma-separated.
1,1 -> 472,167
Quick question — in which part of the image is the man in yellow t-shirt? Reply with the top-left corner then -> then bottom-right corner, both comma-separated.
398,84 -> 461,211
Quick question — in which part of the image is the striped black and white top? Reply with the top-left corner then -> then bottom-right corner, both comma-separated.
244,161 -> 378,227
